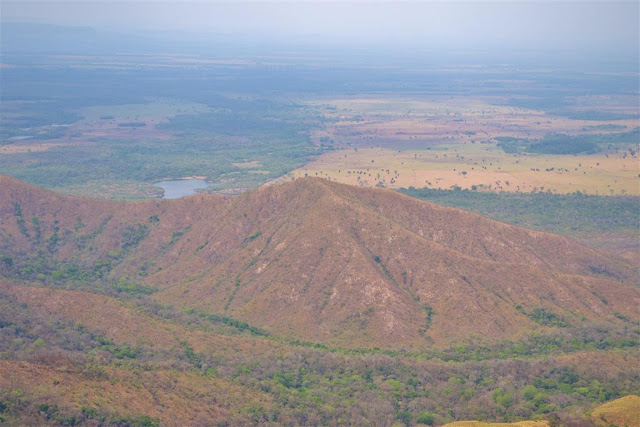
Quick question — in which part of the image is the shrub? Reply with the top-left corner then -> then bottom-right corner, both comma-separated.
416,411 -> 435,425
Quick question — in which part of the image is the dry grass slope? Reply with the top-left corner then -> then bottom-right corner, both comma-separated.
591,395 -> 640,427
0,360 -> 270,425
0,281 -> 283,355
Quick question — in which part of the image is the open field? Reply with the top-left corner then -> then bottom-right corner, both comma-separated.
281,95 -> 640,195
308,96 -> 639,149
287,144 -> 639,195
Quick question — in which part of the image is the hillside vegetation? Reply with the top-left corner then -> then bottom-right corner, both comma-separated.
1,175 -> 638,425
496,128 -> 639,155
398,188 -> 639,236
2,175 -> 637,348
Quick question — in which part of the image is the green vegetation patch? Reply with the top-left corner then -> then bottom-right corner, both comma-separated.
522,307 -> 570,328
496,128 -> 639,155
398,187 -> 639,236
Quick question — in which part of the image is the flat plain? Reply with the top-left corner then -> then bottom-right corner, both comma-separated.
286,96 -> 639,195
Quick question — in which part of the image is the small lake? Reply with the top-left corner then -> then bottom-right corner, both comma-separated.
154,179 -> 210,199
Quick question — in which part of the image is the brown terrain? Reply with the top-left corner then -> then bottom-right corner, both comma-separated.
308,96 -> 639,150
0,360 -> 271,426
1,174 -> 637,350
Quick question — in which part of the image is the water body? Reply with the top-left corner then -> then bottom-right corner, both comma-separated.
154,179 -> 209,199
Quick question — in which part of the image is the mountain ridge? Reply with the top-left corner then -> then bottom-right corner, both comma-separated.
1,174 -> 637,348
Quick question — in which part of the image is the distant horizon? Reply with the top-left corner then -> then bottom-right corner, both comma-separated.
2,1 -> 638,56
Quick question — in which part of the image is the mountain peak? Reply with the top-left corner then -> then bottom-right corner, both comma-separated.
1,176 -> 637,348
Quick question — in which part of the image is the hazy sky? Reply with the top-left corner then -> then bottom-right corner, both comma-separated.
2,1 -> 639,52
